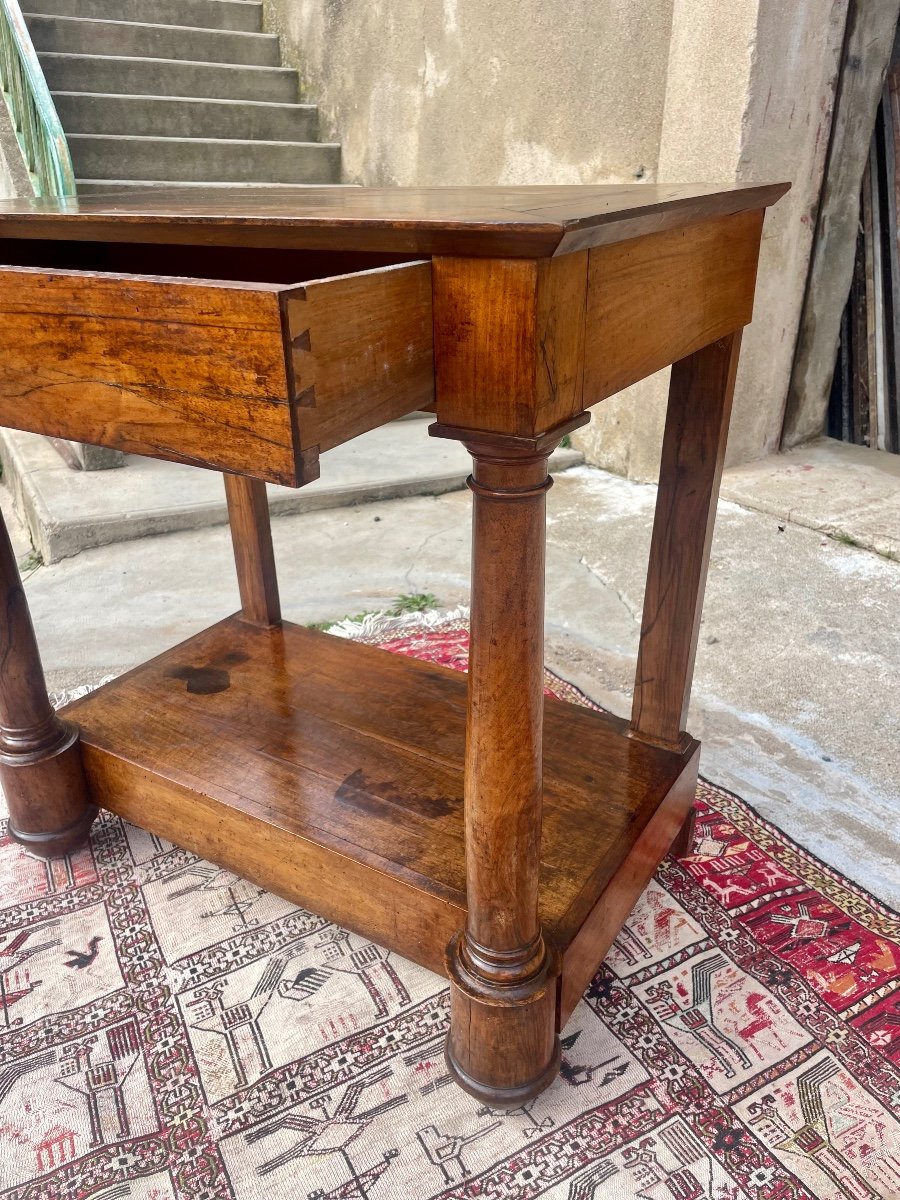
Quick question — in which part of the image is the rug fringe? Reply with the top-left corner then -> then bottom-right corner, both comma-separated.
327,605 -> 470,642
50,680 -> 114,709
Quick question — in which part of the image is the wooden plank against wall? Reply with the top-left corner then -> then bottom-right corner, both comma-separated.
863,158 -> 880,446
782,0 -> 900,449
870,142 -> 890,451
887,63 -> 900,450
877,83 -> 900,452
849,217 -> 870,444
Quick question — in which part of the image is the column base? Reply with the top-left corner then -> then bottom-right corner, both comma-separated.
445,932 -> 561,1107
2,723 -> 97,859
8,803 -> 98,859
446,1031 -> 562,1109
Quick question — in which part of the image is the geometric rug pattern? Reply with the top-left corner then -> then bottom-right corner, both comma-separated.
1,617 -> 898,1199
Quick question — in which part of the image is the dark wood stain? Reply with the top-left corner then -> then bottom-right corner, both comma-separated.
168,665 -> 231,695
336,768 -> 459,820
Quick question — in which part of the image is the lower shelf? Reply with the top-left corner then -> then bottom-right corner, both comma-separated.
62,615 -> 698,1019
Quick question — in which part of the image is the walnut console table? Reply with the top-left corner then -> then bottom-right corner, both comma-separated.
0,184 -> 787,1106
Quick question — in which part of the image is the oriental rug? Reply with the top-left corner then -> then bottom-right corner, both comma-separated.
0,611 -> 898,1200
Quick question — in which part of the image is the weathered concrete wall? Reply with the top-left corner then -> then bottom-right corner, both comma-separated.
263,0 -> 674,188
265,0 -> 848,476
584,0 -> 849,479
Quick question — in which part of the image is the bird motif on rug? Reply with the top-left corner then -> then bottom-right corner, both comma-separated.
63,936 -> 102,969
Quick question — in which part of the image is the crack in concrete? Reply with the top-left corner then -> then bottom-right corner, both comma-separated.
402,520 -> 459,591
577,553 -> 641,622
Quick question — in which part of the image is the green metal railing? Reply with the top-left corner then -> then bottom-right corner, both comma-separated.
0,0 -> 75,197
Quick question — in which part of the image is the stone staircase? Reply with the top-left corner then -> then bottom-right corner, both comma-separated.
22,0 -> 340,191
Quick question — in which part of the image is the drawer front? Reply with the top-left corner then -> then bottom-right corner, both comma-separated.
0,260 -> 434,485
0,266 -> 302,483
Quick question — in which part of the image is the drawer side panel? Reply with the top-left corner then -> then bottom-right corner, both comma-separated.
285,260 -> 434,453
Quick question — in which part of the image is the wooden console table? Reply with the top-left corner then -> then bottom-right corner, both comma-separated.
0,184 -> 787,1106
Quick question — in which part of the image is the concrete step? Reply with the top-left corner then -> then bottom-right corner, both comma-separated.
69,133 -> 340,183
0,422 -> 585,563
721,438 -> 900,562
75,179 -> 347,193
39,54 -> 299,101
54,93 -> 318,142
24,14 -> 280,66
24,0 -> 262,32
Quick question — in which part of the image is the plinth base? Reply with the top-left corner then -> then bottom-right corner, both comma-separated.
61,615 -> 698,1019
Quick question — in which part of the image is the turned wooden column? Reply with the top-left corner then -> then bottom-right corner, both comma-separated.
434,423 -> 570,1107
0,512 -> 95,857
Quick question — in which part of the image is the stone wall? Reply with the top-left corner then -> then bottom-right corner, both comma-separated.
263,0 -> 674,189
264,0 -> 849,476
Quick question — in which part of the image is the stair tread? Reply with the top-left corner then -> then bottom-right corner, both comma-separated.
28,0 -> 263,27
39,51 -> 295,72
69,133 -> 338,148
75,179 -> 348,187
41,56 -> 300,101
53,91 -> 315,111
27,13 -> 280,65
24,12 -> 276,37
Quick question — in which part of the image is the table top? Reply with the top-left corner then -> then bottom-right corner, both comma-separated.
0,183 -> 790,258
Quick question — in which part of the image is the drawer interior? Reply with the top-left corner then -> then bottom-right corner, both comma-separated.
0,237 -> 422,287
0,239 -> 435,486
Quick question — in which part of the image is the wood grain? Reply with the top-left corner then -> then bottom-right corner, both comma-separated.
87,752 -> 464,973
0,265 -> 301,483
285,260 -> 434,451
0,259 -> 433,482
59,615 -> 695,973
462,444 -> 550,961
670,804 -> 697,859
432,254 -> 587,436
223,474 -> 280,627
584,210 -> 763,404
445,427 -> 575,1105
0,182 -> 789,258
559,748 -> 698,1024
432,211 -> 763,439
631,333 -> 743,746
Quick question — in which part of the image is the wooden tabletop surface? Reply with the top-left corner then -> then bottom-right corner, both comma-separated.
0,183 -> 790,257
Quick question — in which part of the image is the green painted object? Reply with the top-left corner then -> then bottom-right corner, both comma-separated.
0,0 -> 75,197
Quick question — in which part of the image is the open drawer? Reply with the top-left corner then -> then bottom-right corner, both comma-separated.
0,244 -> 434,485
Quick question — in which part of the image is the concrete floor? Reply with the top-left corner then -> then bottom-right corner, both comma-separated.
3,446 -> 898,909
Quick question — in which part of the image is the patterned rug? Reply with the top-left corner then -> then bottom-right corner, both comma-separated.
1,613 -> 898,1200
